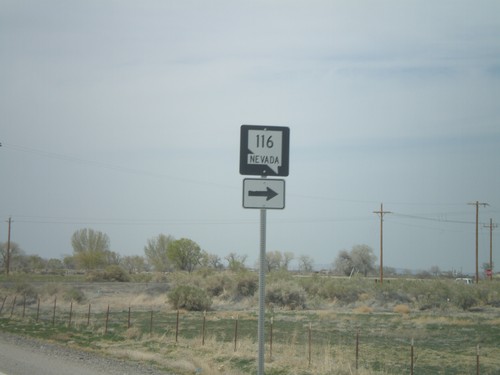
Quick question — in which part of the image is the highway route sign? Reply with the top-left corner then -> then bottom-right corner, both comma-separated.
243,178 -> 285,209
240,125 -> 290,176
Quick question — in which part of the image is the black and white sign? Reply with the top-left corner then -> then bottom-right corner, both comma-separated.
243,178 -> 285,209
240,125 -> 290,176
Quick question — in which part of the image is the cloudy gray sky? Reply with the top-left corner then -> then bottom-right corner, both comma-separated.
1,0 -> 499,274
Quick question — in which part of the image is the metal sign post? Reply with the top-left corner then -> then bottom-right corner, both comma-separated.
240,125 -> 289,375
258,199 -> 266,375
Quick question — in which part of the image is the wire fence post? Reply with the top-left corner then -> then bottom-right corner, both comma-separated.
355,329 -> 360,371
150,309 -> 154,336
201,311 -> 206,346
128,306 -> 131,329
22,295 -> 26,318
175,310 -> 180,343
476,344 -> 480,375
68,301 -> 73,328
308,322 -> 312,367
0,296 -> 7,315
52,297 -> 57,325
10,295 -> 17,318
234,314 -> 239,352
410,338 -> 414,375
36,298 -> 40,322
104,305 -> 110,334
269,317 -> 273,360
87,303 -> 91,326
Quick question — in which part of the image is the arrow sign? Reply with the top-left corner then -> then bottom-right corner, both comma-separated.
249,187 -> 278,201
243,179 -> 285,209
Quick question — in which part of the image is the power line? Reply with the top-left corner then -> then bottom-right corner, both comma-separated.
1,141 -> 239,191
3,141 -> 487,208
392,212 -> 476,225
8,214 -> 376,227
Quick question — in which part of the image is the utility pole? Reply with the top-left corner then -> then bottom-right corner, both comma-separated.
484,218 -> 497,281
6,216 -> 12,275
468,202 -> 488,284
373,203 -> 391,284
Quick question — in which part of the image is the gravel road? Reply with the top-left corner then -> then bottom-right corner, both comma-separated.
0,332 -> 175,375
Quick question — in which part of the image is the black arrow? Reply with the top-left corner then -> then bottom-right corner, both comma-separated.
249,187 -> 278,201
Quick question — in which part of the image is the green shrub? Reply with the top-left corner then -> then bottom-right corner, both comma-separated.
86,266 -> 130,282
168,285 -> 212,311
103,265 -> 130,282
376,284 -> 412,305
453,285 -> 479,311
204,273 -> 230,297
130,272 -> 154,283
235,272 -> 258,298
14,282 -> 38,304
85,270 -> 105,282
42,283 -> 61,296
318,279 -> 363,304
414,281 -> 451,310
63,287 -> 86,303
297,273 -> 322,297
266,280 -> 306,310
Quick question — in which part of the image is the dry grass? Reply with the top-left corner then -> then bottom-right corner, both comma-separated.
353,305 -> 373,314
393,304 -> 410,314
2,279 -> 500,375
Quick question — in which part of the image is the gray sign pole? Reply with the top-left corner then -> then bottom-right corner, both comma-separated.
240,125 -> 289,375
258,177 -> 267,375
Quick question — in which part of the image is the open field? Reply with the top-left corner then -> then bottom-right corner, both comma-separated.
1,275 -> 500,374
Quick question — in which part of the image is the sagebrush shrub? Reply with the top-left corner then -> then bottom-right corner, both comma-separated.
13,282 -> 38,305
168,285 -> 212,311
63,287 -> 86,303
319,279 -> 362,304
235,272 -> 258,298
204,273 -> 230,297
103,265 -> 131,282
453,286 -> 479,311
266,280 -> 306,310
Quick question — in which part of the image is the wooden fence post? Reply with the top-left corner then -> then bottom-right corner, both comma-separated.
87,304 -> 91,326
128,306 -> 131,329
22,295 -> 26,318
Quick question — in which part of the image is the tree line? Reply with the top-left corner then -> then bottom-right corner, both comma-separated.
1,227 -> 380,276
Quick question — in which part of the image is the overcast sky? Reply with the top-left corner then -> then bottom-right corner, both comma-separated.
1,1 -> 499,274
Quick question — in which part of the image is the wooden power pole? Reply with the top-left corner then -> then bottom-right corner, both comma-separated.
468,201 -> 488,283
6,216 -> 12,275
373,203 -> 391,284
484,218 -> 497,281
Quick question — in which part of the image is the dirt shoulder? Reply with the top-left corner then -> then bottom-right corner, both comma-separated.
0,331 -> 175,375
